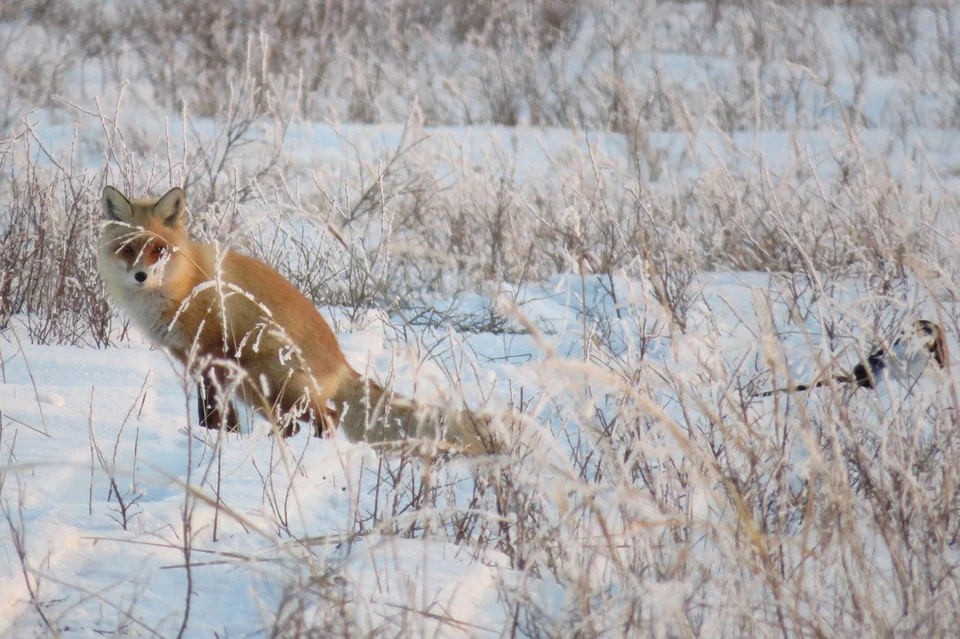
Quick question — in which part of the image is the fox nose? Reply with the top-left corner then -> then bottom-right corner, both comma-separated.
134,271 -> 147,284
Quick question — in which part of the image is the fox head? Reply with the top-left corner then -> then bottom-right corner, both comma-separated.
98,186 -> 190,291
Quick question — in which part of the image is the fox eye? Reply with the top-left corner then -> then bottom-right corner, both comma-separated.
119,245 -> 135,257
152,244 -> 166,257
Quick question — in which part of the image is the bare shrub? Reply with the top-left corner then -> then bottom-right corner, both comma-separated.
0,133 -> 111,346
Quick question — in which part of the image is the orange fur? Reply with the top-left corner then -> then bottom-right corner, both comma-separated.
97,186 -> 497,453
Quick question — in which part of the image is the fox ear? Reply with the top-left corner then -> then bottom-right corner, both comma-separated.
154,187 -> 186,227
102,186 -> 134,222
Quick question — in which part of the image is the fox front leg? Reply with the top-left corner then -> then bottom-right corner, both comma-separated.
197,368 -> 240,432
310,405 -> 339,439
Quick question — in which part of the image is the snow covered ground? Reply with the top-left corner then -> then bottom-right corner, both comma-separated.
0,308 -> 537,636
2,270 -> 956,636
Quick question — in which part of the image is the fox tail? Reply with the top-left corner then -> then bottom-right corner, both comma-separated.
333,374 -> 500,455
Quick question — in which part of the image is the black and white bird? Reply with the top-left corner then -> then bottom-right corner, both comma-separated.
759,320 -> 947,397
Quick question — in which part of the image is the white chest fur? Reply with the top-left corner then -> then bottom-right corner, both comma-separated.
110,283 -> 186,350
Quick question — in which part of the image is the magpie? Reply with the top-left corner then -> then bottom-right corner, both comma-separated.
758,320 -> 946,397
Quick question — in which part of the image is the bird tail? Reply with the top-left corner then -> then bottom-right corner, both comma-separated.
757,378 -> 829,398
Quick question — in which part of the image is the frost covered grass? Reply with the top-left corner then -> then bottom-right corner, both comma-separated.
3,0 -> 960,637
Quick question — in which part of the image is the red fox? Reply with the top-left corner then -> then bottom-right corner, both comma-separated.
97,185 -> 496,454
